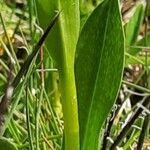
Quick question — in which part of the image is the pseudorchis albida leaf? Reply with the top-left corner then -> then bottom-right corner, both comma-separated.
75,0 -> 125,149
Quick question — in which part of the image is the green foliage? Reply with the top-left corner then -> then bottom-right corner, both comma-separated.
36,0 -> 80,69
1,0 -> 150,149
75,0 -> 124,149
124,2 -> 146,66
36,0 -> 80,149
0,138 -> 18,150
125,3 -> 145,50
129,34 -> 150,57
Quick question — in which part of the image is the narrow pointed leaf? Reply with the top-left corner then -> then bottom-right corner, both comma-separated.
125,3 -> 145,53
75,0 -> 124,149
12,12 -> 59,88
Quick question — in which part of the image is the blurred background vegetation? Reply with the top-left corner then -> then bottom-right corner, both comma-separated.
0,0 -> 150,149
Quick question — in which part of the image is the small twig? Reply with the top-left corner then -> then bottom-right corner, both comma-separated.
42,135 -> 54,150
18,134 -> 62,148
109,96 -> 150,150
137,102 -> 150,150
0,62 -> 14,132
101,102 -> 121,150
124,88 -> 150,96
102,114 -> 115,150
40,46 -> 45,87
36,68 -> 58,72
137,102 -> 150,114
122,80 -> 150,93
129,45 -> 150,50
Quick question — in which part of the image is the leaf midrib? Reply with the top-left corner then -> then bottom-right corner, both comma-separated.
82,0 -> 112,146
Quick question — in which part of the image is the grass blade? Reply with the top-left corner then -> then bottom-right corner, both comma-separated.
125,2 -> 145,55
12,12 -> 59,88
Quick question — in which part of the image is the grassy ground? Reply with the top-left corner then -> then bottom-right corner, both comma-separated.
0,0 -> 150,149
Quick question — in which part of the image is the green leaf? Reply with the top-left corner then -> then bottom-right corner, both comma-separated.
0,138 -> 18,150
75,0 -> 124,149
138,34 -> 150,47
36,0 -> 80,69
125,34 -> 150,65
146,0 -> 150,17
36,1 -> 80,149
125,24 -> 150,65
125,2 -> 145,52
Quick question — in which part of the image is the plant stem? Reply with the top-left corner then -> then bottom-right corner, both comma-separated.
137,6 -> 150,149
27,0 -> 34,39
137,104 -> 150,150
26,87 -> 34,150
59,71 -> 79,150
102,99 -> 122,150
122,80 -> 150,93
109,96 -> 149,150
52,72 -> 62,118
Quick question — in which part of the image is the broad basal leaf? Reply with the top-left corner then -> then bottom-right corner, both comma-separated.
75,0 -> 124,149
